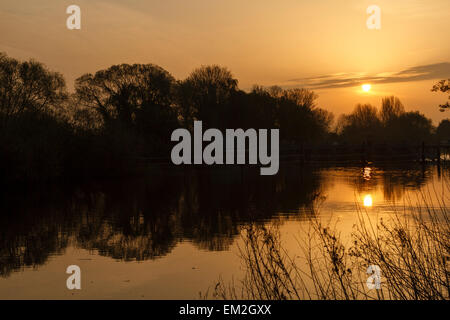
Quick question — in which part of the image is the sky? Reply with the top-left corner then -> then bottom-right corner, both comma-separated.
1,0 -> 449,124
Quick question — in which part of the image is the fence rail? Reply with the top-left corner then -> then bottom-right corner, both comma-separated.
127,143 -> 450,165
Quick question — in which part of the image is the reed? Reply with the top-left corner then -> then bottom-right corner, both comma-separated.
204,175 -> 449,300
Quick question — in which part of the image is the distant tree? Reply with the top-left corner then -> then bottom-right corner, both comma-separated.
267,86 -> 318,110
277,97 -> 311,141
388,111 -> 434,143
178,65 -> 238,128
380,96 -> 407,141
269,86 -> 331,142
432,79 -> 450,111
380,96 -> 405,124
436,119 -> 450,141
0,52 -> 67,122
313,108 -> 334,137
267,85 -> 284,99
75,63 -> 178,141
247,87 -> 278,129
224,87 -> 277,129
346,104 -> 380,129
338,104 -> 381,143
0,53 -> 70,181
283,88 -> 318,110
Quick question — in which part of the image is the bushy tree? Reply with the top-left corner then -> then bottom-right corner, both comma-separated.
338,104 -> 381,143
380,96 -> 405,124
261,86 -> 333,142
338,97 -> 434,144
0,52 -> 67,122
177,65 -> 238,129
75,63 -> 179,151
432,79 -> 450,112
0,53 -> 70,181
436,119 -> 450,141
387,111 -> 433,143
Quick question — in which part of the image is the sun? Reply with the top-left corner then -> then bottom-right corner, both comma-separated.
362,84 -> 371,92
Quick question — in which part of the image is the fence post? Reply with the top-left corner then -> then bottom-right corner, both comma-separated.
421,141 -> 425,163
300,142 -> 304,165
436,143 -> 441,164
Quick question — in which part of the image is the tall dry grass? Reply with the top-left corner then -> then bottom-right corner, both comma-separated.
204,176 -> 449,300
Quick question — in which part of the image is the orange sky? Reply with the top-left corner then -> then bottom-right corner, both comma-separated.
1,0 -> 449,123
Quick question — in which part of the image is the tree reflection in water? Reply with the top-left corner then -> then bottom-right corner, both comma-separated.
0,164 -> 435,277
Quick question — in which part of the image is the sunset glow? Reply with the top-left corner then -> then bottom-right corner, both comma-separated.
1,0 -> 448,123
362,84 -> 372,92
0,0 -> 449,302
364,195 -> 373,207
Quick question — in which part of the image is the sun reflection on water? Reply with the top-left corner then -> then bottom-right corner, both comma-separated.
363,194 -> 373,207
363,167 -> 372,180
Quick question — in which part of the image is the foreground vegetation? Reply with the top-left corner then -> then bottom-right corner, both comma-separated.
205,179 -> 449,300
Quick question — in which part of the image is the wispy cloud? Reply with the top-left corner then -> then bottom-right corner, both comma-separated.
288,62 -> 450,89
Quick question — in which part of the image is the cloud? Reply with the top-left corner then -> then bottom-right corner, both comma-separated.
287,62 -> 450,89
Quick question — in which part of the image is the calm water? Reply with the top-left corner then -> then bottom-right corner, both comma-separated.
0,163 -> 448,299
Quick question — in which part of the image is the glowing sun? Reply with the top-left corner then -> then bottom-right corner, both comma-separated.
362,84 -> 372,92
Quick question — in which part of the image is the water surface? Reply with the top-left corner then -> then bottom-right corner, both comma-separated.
0,163 -> 447,299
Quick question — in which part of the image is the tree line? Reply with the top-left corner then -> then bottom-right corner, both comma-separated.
0,52 -> 448,182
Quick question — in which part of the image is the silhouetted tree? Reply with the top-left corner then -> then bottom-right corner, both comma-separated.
267,85 -> 284,99
388,111 -> 434,143
338,99 -> 434,144
0,51 -> 442,182
0,52 -> 67,122
437,119 -> 450,141
338,104 -> 381,143
283,88 -> 318,108
177,65 -> 238,129
75,63 -> 179,153
313,108 -> 334,138
380,96 -> 405,124
264,86 -> 332,142
432,79 -> 450,111
0,53 -> 70,181
75,63 -> 177,130
245,86 -> 278,128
